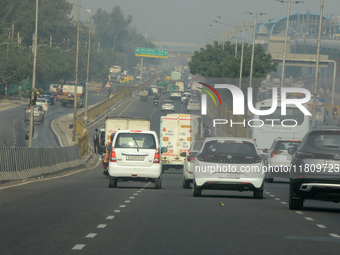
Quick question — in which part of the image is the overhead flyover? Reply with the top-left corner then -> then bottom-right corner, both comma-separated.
153,41 -> 205,60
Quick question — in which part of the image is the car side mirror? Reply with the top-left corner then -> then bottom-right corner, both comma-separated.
161,147 -> 167,153
180,152 -> 186,157
262,148 -> 269,154
287,147 -> 297,155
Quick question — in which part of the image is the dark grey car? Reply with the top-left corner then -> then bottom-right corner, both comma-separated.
288,127 -> 340,210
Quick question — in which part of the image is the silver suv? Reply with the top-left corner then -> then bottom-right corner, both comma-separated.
288,127 -> 340,210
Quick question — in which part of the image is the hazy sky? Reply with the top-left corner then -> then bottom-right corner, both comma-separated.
78,0 -> 340,44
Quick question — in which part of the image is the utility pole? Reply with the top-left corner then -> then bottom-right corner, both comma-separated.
29,0 -> 39,148
72,0 -> 80,142
239,22 -> 246,88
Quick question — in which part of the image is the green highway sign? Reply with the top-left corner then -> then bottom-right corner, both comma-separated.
136,47 -> 168,59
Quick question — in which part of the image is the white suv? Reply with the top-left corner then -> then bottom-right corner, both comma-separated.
108,130 -> 162,189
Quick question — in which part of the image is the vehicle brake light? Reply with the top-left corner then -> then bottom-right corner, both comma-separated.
153,149 -> 160,163
187,156 -> 195,162
271,150 -> 283,158
110,149 -> 116,162
130,130 -> 142,132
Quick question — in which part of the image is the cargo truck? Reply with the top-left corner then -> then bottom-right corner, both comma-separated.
104,117 -> 151,145
109,66 -> 122,82
160,114 -> 202,170
171,71 -> 181,82
60,84 -> 84,107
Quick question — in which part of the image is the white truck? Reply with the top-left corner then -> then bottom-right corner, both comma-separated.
109,66 -> 122,82
160,114 -> 202,170
60,84 -> 84,107
104,117 -> 151,145
175,82 -> 185,92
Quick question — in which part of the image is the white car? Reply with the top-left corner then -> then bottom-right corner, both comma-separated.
181,92 -> 191,103
193,137 -> 264,198
161,100 -> 175,112
187,100 -> 200,111
35,98 -> 49,112
263,138 -> 301,182
108,130 -> 162,189
180,139 -> 204,188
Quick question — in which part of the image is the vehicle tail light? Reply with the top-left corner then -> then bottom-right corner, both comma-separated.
99,139 -> 102,144
130,130 -> 142,132
26,106 -> 30,111
271,150 -> 283,158
247,156 -> 262,163
187,156 -> 195,162
295,151 -> 315,158
110,148 -> 116,162
41,107 -> 44,113
153,149 -> 160,163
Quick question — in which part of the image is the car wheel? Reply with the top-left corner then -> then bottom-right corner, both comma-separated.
155,176 -> 162,189
182,176 -> 190,189
193,180 -> 201,197
109,178 -> 117,188
265,177 -> 273,183
253,188 -> 263,199
289,185 -> 303,210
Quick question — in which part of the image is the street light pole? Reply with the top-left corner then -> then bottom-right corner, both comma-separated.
312,0 -> 324,126
278,0 -> 303,88
84,8 -> 92,129
239,22 -> 246,88
248,12 -> 266,88
28,0 -> 39,148
72,0 -> 80,142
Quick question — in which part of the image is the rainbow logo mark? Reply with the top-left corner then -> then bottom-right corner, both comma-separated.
197,82 -> 222,115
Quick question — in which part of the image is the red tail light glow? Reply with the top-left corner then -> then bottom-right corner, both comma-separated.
110,149 -> 116,162
271,150 -> 283,158
153,149 -> 160,163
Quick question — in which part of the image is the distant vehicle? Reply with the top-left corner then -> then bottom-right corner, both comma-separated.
104,117 -> 151,148
161,100 -> 175,112
181,92 -> 191,104
40,92 -> 54,105
190,82 -> 203,92
180,139 -> 204,188
108,130 -> 162,189
263,138 -> 301,182
24,105 -> 44,124
109,66 -> 122,82
193,137 -> 264,198
98,128 -> 106,154
160,114 -> 202,170
187,100 -> 200,112
61,84 -> 84,107
171,71 -> 181,82
288,127 -> 340,210
35,98 -> 49,112
139,90 -> 149,101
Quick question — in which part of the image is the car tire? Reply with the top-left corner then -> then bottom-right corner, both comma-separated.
265,177 -> 273,183
109,178 -> 117,188
182,176 -> 190,189
155,176 -> 162,189
289,185 -> 303,210
193,180 -> 201,197
253,188 -> 263,199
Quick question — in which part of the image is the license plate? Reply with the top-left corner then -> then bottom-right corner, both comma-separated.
126,155 -> 144,161
34,113 -> 40,117
218,172 -> 240,179
286,155 -> 292,160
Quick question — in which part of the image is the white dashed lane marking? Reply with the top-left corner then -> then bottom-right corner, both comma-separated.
329,233 -> 340,238
114,210 -> 121,213
296,211 -> 303,215
85,233 -> 97,238
119,205 -> 126,208
106,216 -> 115,220
97,224 -> 106,229
317,224 -> 327,229
72,244 -> 85,250
304,217 -> 314,221
133,193 -> 138,195
125,200 -> 131,203
129,197 -> 135,199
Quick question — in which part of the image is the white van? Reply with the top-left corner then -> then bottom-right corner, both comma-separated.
108,130 -> 162,189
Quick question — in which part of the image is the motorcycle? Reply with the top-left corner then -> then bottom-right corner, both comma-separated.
333,109 -> 338,119
153,99 -> 159,106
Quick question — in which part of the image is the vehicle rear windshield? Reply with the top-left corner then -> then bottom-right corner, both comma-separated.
304,131 -> 340,151
201,140 -> 258,157
259,107 -> 305,125
115,133 -> 156,149
273,141 -> 300,151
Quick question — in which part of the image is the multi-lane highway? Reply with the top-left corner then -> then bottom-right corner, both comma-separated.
1,88 -> 340,255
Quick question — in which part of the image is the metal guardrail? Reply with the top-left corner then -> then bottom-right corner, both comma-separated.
0,145 -> 83,182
